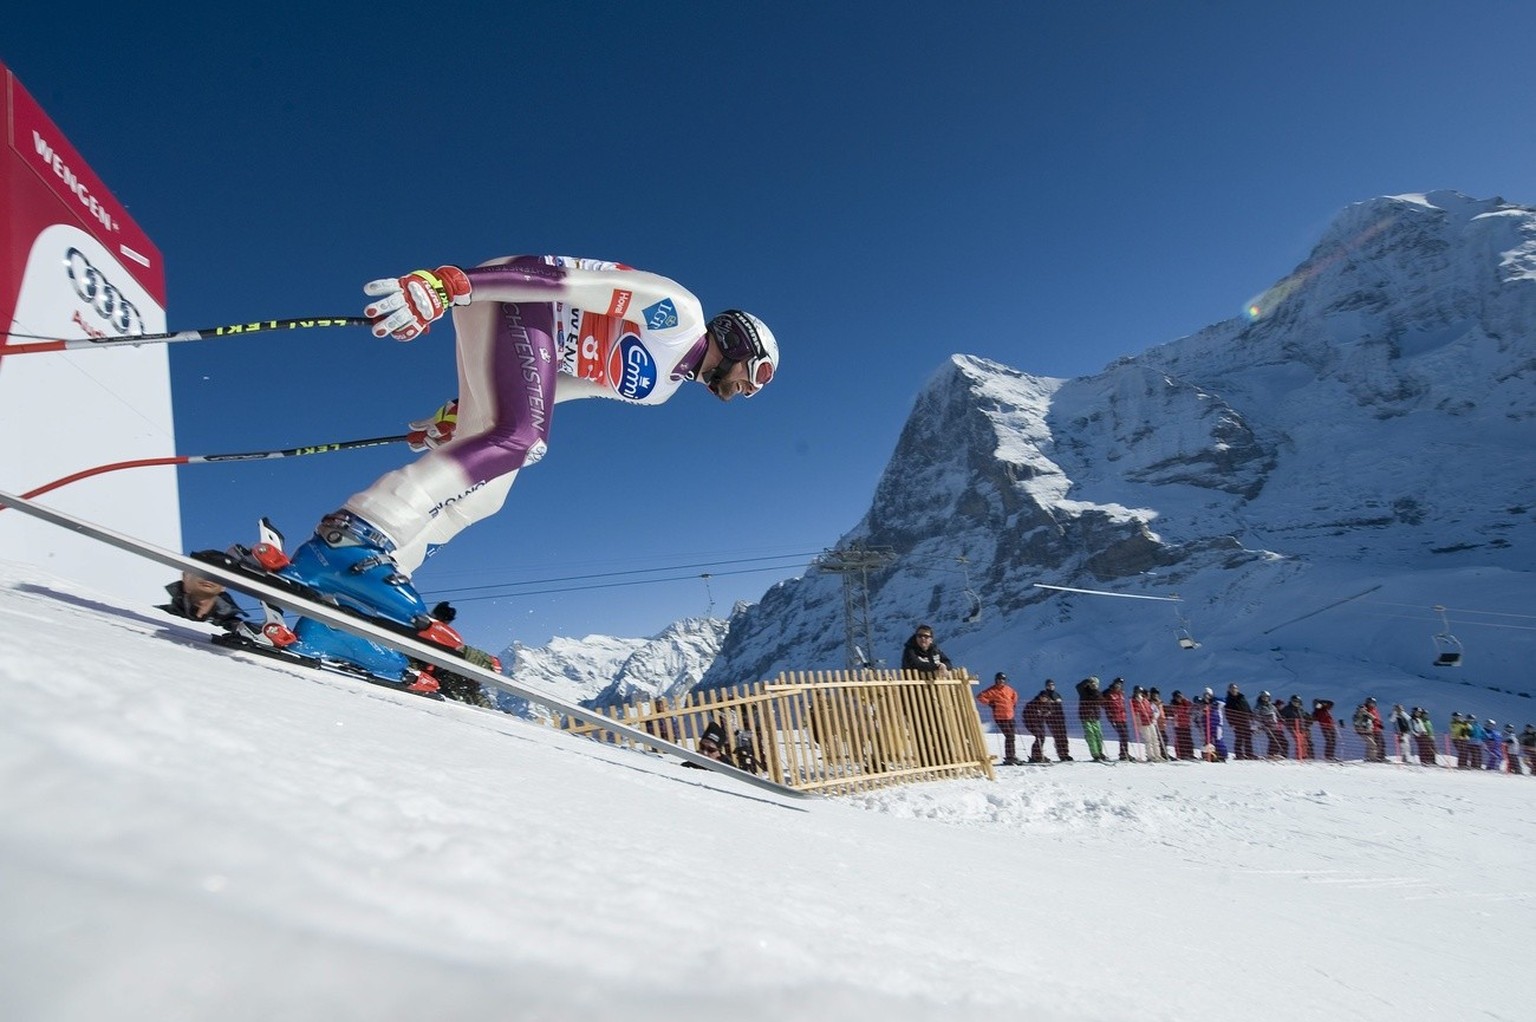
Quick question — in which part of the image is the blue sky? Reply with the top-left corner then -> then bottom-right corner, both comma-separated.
9,2 -> 1534,650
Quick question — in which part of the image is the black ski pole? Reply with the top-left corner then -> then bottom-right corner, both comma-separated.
1,316 -> 369,356
5,434 -> 408,506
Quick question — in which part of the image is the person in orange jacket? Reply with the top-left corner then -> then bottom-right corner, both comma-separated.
977,672 -> 1021,764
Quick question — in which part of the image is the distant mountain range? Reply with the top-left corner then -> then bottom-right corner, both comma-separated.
505,191 -> 1536,727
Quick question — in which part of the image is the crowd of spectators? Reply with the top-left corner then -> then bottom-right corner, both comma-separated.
980,676 -> 1536,773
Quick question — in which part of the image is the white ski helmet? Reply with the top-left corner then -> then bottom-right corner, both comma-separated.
706,310 -> 778,396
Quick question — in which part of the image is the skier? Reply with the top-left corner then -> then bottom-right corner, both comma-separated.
247,256 -> 777,665
1042,679 -> 1073,761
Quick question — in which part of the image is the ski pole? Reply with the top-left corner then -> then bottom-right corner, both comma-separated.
0,316 -> 368,356
4,434 -> 408,508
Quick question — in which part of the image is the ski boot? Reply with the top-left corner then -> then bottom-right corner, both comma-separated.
269,510 -> 433,630
231,514 -> 464,694
286,618 -> 441,694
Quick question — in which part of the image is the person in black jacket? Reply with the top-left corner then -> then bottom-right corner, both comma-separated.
900,624 -> 952,677
1042,679 -> 1072,761
1225,683 -> 1256,760
159,571 -> 246,629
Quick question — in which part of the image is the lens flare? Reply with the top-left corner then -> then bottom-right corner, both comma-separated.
1242,214 -> 1398,321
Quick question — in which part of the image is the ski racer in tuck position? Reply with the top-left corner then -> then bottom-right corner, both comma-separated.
239,255 -> 779,676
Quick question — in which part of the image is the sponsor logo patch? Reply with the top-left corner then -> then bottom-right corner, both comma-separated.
607,289 -> 633,316
609,334 -> 658,400
642,298 -> 678,331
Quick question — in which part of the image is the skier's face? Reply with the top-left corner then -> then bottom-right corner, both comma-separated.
707,359 -> 759,402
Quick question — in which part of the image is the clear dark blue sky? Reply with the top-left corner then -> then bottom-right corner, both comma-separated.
9,3 -> 1534,649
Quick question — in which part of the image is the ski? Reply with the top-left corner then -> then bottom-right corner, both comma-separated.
0,489 -> 811,800
201,626 -> 442,699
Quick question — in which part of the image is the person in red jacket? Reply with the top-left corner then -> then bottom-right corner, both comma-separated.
1131,686 -> 1163,762
1104,677 -> 1131,760
1167,691 -> 1196,760
976,673 -> 1021,764
1312,698 -> 1339,760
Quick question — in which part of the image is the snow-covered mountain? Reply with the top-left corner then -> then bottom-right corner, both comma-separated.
496,612 -> 733,718
694,190 -> 1536,722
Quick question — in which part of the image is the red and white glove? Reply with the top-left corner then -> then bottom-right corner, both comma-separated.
406,398 -> 459,452
363,265 -> 472,341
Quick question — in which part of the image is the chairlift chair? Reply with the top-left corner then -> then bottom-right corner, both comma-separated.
1173,596 -> 1200,649
1431,604 -> 1463,667
957,556 -> 983,623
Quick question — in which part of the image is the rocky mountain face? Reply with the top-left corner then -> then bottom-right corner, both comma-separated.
507,191 -> 1536,725
696,191 -> 1536,716
495,614 -> 732,719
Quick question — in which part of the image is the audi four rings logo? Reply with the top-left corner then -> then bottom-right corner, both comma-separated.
66,247 -> 145,336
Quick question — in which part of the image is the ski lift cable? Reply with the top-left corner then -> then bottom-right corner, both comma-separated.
1033,583 -> 1183,602
425,561 -> 807,603
428,551 -> 821,594
1358,600 -> 1536,621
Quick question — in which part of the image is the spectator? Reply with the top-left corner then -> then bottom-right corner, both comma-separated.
1132,686 -> 1163,762
1279,695 -> 1312,758
1149,688 -> 1170,758
646,696 -> 678,744
1353,700 -> 1381,762
901,625 -> 952,678
1410,708 -> 1437,766
1450,712 -> 1473,769
1042,679 -> 1072,762
1313,698 -> 1339,761
1519,724 -> 1536,774
976,673 -> 1021,765
1225,684 -> 1256,760
1481,719 -> 1503,771
682,718 -> 731,769
1466,716 -> 1486,769
1076,676 -> 1108,762
1104,677 -> 1131,761
731,715 -> 763,774
159,571 -> 246,629
1391,704 -> 1414,763
1022,690 -> 1050,763
1197,689 -> 1228,762
1168,690 -> 1196,760
1366,698 -> 1387,762
1492,722 -> 1517,777
1254,691 -> 1288,759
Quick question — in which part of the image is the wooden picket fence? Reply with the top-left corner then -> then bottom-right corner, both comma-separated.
554,669 -> 996,795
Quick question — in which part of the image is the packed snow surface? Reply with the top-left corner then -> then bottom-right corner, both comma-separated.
1,561 -> 1530,1022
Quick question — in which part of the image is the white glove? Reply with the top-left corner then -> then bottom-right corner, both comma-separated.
363,265 -> 472,341
407,399 -> 459,452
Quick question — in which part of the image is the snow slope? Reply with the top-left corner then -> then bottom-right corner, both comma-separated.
1,559 -> 1531,1022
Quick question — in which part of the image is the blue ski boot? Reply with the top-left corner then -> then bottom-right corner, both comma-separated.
286,617 -> 439,690
277,510 -> 432,629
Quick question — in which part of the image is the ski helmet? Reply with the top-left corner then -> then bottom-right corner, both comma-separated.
706,310 -> 778,396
